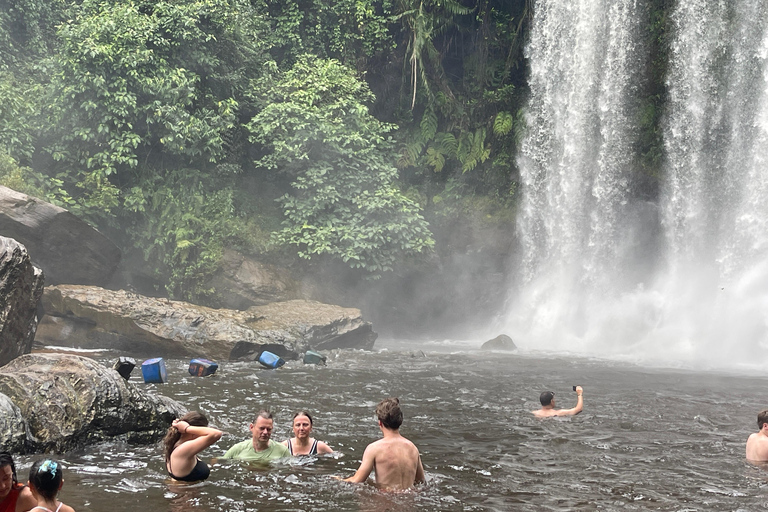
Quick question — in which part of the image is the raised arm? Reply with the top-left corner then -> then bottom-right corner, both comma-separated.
343,444 -> 375,483
171,419 -> 223,459
557,386 -> 584,417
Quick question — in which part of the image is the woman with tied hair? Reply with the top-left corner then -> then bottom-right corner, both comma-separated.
281,411 -> 333,456
0,452 -> 36,512
163,411 -> 222,482
26,459 -> 75,512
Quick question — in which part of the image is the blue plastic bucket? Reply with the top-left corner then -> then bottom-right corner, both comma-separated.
141,357 -> 168,383
303,350 -> 326,365
258,351 -> 285,369
189,358 -> 218,377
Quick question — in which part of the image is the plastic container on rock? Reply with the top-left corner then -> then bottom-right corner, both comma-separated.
113,357 -> 136,380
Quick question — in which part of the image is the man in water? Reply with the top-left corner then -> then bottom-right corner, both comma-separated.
223,410 -> 290,461
341,397 -> 426,490
746,409 -> 768,462
0,452 -> 37,512
532,386 -> 584,417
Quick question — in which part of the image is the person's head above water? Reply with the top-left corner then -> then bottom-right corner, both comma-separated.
758,409 -> 768,429
292,410 -> 313,425
376,397 -> 403,430
28,459 -> 63,502
540,391 -> 555,406
0,452 -> 18,487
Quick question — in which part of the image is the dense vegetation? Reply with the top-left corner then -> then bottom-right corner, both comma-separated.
0,0 -> 666,312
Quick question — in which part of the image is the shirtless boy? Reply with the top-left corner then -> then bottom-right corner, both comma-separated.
341,397 -> 426,490
746,409 -> 768,462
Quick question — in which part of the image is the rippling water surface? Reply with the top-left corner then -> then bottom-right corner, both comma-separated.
18,340 -> 768,511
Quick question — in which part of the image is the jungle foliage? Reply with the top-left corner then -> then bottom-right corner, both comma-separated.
0,0 -> 534,300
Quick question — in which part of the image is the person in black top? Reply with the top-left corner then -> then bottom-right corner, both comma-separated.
281,411 -> 333,456
164,411 -> 222,482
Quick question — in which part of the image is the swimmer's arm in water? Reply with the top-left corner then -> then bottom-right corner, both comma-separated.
342,444 -> 375,483
414,454 -> 426,485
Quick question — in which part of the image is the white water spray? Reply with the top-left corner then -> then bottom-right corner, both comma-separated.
503,0 -> 768,370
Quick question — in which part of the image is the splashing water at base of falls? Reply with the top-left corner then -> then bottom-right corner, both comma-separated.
503,0 -> 768,370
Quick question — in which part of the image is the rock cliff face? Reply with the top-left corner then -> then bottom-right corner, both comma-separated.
0,236 -> 45,366
0,186 -> 121,286
0,353 -> 185,452
38,285 -> 377,360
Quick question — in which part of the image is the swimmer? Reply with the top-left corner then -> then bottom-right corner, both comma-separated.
746,409 -> 768,462
339,397 -> 426,490
223,410 -> 290,461
164,411 -> 223,482
0,452 -> 36,512
532,386 -> 583,418
26,459 -> 75,512
281,411 -> 333,456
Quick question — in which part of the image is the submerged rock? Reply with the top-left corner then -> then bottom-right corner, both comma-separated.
0,353 -> 185,452
481,334 -> 517,351
0,236 -> 45,367
38,285 -> 377,360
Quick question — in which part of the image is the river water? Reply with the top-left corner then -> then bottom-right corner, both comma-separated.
17,340 -> 768,511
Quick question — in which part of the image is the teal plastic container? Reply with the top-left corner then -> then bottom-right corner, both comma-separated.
258,351 -> 285,369
303,350 -> 327,365
141,358 -> 168,383
189,358 -> 218,377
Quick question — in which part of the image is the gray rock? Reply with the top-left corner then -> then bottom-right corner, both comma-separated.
0,392 -> 31,452
0,185 -> 121,286
205,248 -> 304,309
37,285 -> 377,360
0,353 -> 185,452
0,236 -> 45,366
481,334 -> 517,351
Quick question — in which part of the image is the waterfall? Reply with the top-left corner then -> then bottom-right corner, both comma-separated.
503,0 -> 768,369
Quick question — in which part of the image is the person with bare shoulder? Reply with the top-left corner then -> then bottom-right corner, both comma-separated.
532,386 -> 584,418
340,397 -> 426,491
746,409 -> 768,463
164,411 -> 223,482
0,452 -> 36,512
281,411 -> 333,456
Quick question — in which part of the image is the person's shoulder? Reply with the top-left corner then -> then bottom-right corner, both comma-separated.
59,504 -> 76,512
16,485 -> 37,510
270,440 -> 291,455
224,439 -> 251,456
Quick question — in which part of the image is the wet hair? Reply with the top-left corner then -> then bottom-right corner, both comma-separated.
292,411 -> 313,425
254,410 -> 273,422
0,452 -> 18,485
758,409 -> 768,429
376,397 -> 403,430
163,411 -> 209,462
540,391 -> 555,406
28,459 -> 63,502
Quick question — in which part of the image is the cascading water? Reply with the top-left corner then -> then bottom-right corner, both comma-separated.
503,0 -> 768,369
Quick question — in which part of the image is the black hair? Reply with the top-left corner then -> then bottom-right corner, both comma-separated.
0,452 -> 18,485
28,459 -> 63,501
540,391 -> 555,406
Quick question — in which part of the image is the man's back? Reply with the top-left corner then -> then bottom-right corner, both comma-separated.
746,432 -> 768,462
367,435 -> 423,490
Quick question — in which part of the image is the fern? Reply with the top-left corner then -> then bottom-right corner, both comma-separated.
420,107 -> 438,141
493,111 -> 513,136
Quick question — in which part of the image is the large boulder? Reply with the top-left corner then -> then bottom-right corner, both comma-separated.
0,353 -> 185,452
37,285 -> 377,360
481,334 -> 517,351
0,186 -> 121,286
0,392 -> 30,452
0,236 -> 45,366
205,248 -> 305,309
